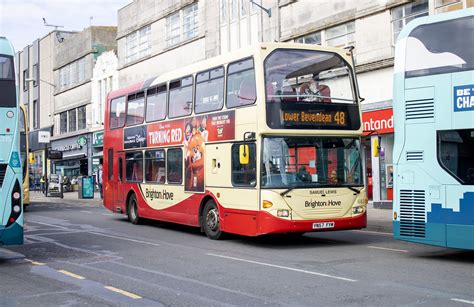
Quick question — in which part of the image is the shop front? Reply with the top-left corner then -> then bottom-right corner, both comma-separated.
91,131 -> 104,175
362,106 -> 394,208
51,134 -> 92,180
28,127 -> 53,190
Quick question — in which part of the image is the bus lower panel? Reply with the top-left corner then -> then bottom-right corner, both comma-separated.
393,221 -> 474,250
255,211 -> 367,236
0,222 -> 23,246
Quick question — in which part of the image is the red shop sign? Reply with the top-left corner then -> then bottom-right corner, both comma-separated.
362,108 -> 393,135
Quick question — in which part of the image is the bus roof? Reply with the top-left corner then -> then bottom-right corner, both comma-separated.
0,37 -> 15,56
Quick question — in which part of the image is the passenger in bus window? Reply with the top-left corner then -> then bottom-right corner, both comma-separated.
299,75 -> 331,103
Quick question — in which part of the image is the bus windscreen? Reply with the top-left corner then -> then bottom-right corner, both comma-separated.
264,49 -> 360,130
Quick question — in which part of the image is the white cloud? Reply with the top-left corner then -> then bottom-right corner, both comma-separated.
0,0 -> 130,51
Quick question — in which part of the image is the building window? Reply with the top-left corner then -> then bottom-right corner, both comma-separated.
58,56 -> 88,90
167,148 -> 182,184
220,0 -> 227,24
68,109 -> 77,132
32,100 -> 38,129
231,0 -> 238,21
434,0 -> 464,13
391,0 -> 428,44
125,25 -> 151,64
325,21 -> 355,48
145,150 -> 166,183
23,69 -> 28,91
125,151 -> 143,182
60,112 -> 68,134
296,31 -> 321,45
78,106 -> 86,130
32,64 -> 38,87
166,3 -> 199,47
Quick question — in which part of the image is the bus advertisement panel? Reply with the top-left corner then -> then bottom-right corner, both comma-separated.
0,37 -> 24,246
393,9 -> 474,249
103,43 -> 367,240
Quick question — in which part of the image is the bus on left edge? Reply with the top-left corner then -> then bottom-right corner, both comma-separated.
0,37 -> 24,246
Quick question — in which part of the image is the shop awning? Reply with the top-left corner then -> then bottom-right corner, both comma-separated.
61,153 -> 86,161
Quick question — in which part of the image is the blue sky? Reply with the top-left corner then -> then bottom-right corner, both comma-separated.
0,0 -> 131,52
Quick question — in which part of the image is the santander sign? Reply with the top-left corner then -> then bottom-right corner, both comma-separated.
362,108 -> 394,135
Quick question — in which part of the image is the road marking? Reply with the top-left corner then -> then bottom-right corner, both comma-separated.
101,213 -> 114,216
104,286 -> 142,299
367,246 -> 408,253
80,210 -> 93,214
58,270 -> 85,280
28,220 -> 70,230
206,253 -> 357,282
452,298 -> 474,305
89,232 -> 161,247
351,229 -> 392,236
25,259 -> 45,266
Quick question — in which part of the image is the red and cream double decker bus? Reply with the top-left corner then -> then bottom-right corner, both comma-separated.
103,43 -> 367,239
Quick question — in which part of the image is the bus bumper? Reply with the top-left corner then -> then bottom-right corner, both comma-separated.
256,211 -> 367,235
0,222 -> 24,246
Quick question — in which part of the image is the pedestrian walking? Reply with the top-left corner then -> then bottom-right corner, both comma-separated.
96,164 -> 103,200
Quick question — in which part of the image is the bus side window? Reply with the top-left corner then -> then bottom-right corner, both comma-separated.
108,149 -> 114,180
118,157 -> 123,182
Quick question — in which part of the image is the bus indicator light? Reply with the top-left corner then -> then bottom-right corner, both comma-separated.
263,200 -> 273,208
6,111 -> 14,118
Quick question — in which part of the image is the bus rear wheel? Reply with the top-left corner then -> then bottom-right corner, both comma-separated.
127,193 -> 140,225
202,200 -> 223,240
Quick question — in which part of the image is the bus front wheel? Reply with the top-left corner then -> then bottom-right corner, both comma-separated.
127,193 -> 140,225
202,200 -> 223,240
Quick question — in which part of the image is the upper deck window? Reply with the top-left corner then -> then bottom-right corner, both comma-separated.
126,91 -> 145,126
169,76 -> 193,118
264,49 -> 359,130
0,55 -> 16,108
146,84 -> 167,122
405,16 -> 474,78
110,96 -> 126,129
226,58 -> 256,108
195,66 -> 224,114
0,55 -> 14,80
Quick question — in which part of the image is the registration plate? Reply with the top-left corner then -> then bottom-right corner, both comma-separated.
313,222 -> 335,229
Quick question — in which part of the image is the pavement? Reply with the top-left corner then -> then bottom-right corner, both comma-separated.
29,191 -> 393,234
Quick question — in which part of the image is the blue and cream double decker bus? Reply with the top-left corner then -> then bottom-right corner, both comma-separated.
0,37 -> 23,246
393,9 -> 474,249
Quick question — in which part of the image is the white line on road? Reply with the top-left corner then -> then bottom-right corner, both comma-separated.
452,298 -> 474,305
367,246 -> 408,253
351,229 -> 392,236
104,286 -> 142,299
80,210 -> 93,214
89,232 -> 161,247
28,220 -> 70,230
206,253 -> 357,282
25,259 -> 45,266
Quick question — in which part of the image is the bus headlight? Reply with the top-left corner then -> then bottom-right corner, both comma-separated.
13,205 -> 21,213
352,206 -> 365,214
277,209 -> 289,217
13,192 -> 21,200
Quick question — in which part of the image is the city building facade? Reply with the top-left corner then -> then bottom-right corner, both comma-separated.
15,30 -> 76,185
51,26 -> 117,178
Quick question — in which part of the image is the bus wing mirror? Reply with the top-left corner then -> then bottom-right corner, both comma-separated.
239,145 -> 250,165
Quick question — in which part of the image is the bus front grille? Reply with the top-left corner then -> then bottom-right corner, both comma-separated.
0,164 -> 7,188
399,190 -> 426,238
